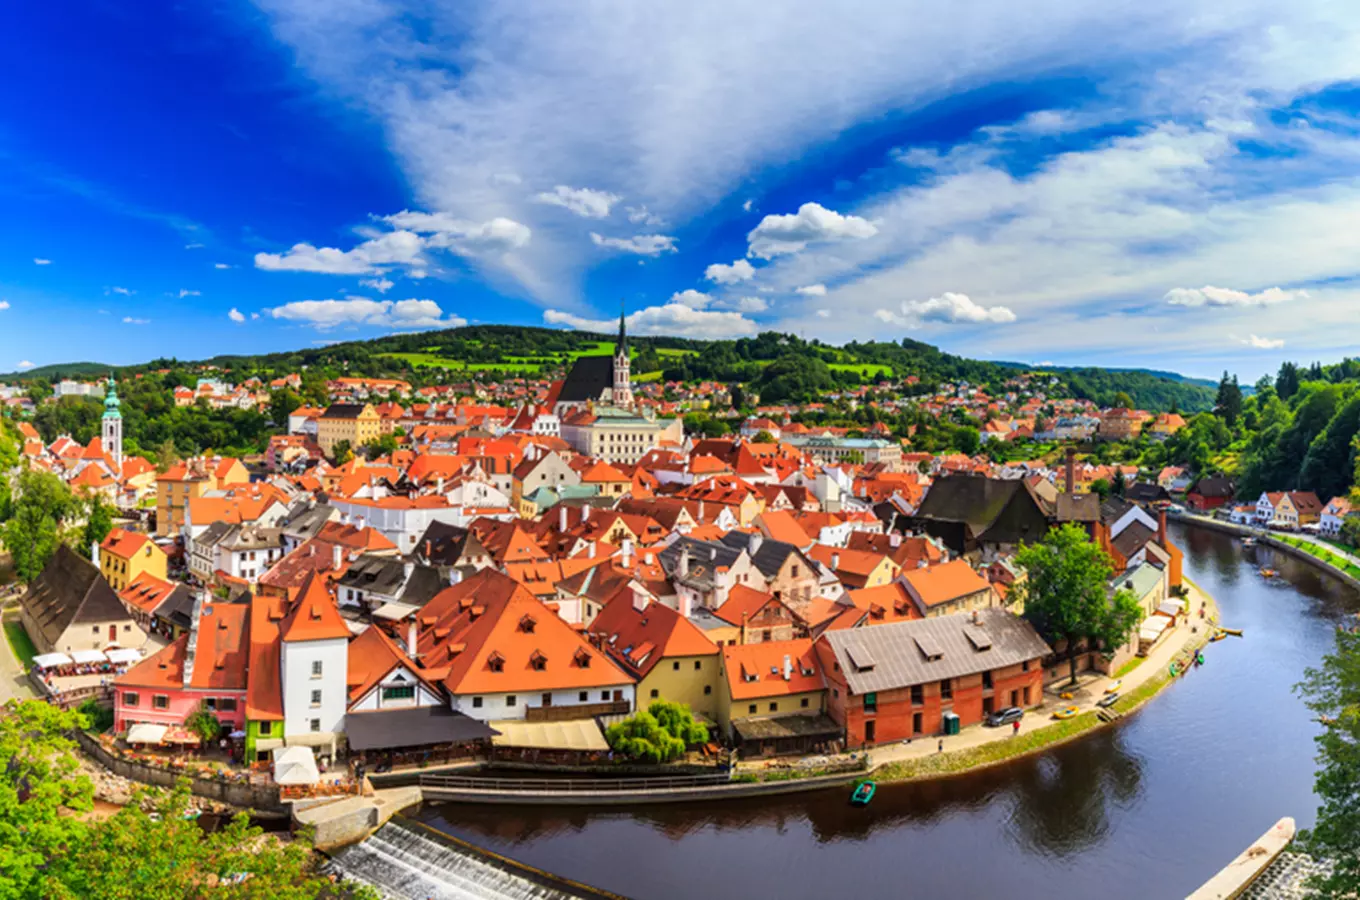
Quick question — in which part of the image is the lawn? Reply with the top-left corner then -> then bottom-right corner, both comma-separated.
1114,656 -> 1145,679
1276,535 -> 1360,580
874,712 -> 1103,782
377,352 -> 544,373
3,619 -> 37,670
828,363 -> 894,379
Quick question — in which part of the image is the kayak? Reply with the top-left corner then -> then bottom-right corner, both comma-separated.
1052,705 -> 1080,720
850,781 -> 876,807
1104,680 -> 1122,694
1210,631 -> 1227,642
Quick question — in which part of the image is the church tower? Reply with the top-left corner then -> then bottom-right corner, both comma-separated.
101,376 -> 123,471
612,300 -> 632,409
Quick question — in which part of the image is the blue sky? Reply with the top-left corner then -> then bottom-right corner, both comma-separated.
4,1 -> 1360,380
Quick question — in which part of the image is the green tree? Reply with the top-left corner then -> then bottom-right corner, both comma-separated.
1111,391 -> 1134,409
1277,361 -> 1301,401
1111,470 -> 1126,498
1214,371 -> 1243,428
268,387 -> 303,426
331,440 -> 354,465
3,469 -> 75,582
82,495 -> 114,550
154,437 -> 179,474
953,426 -> 980,456
1014,524 -> 1144,686
76,697 -> 114,733
752,430 -> 776,444
729,383 -> 746,411
1296,629 -> 1360,897
606,700 -> 708,764
185,703 -> 222,744
1090,478 -> 1111,499
362,433 -> 399,459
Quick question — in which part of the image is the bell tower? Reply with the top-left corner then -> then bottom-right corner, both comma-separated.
101,376 -> 123,471
612,300 -> 632,408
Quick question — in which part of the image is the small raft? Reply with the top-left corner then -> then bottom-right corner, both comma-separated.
1219,627 -> 1243,637
1052,705 -> 1080,720
1210,631 -> 1227,642
850,781 -> 876,807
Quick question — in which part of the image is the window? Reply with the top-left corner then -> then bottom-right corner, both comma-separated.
152,695 -> 169,710
310,719 -> 321,733
124,624 -> 131,632
205,697 -> 218,710
768,701 -> 778,712
913,712 -> 923,735
672,661 -> 680,671
311,660 -> 323,678
310,690 -> 322,707
982,671 -> 993,690
259,721 -> 272,736
650,689 -> 660,699
1022,660 -> 1031,672
219,698 -> 237,712
472,697 -> 483,709
122,692 -> 139,707
910,685 -> 923,705
791,565 -> 800,577
579,692 -> 588,702
694,660 -> 702,670
800,697 -> 809,708
940,679 -> 953,700
704,685 -> 712,695
864,692 -> 877,713
1023,686 -> 1032,705
748,704 -> 757,714
506,695 -> 517,707
601,691 -> 610,701
92,626 -> 100,635
382,685 -> 416,702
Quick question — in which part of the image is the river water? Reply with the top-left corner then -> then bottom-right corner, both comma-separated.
412,524 -> 1352,899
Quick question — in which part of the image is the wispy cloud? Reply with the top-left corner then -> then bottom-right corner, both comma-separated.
534,186 -> 620,219
106,286 -> 134,296
33,258 -> 51,266
589,232 -> 677,256
228,308 -> 246,323
265,297 -> 466,330
122,316 -> 150,325
16,361 -> 34,370
0,301 -> 9,311
177,289 -> 201,298
1242,334 -> 1285,349
545,303 -> 756,338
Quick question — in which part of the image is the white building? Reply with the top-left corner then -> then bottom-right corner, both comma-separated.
278,577 -> 351,757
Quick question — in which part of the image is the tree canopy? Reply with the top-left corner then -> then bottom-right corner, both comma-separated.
1014,524 -> 1144,685
3,469 -> 76,582
606,700 -> 708,764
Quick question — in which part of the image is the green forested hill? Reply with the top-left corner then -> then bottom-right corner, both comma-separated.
4,325 -> 1215,413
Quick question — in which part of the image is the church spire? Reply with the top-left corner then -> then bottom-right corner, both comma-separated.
617,299 -> 628,356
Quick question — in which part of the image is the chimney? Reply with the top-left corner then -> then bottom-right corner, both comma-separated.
1158,506 -> 1168,546
403,560 -> 415,581
559,505 -> 568,533
889,532 -> 902,548
91,540 -> 100,568
782,654 -> 792,681
407,618 -> 418,659
831,552 -> 840,571
332,543 -> 343,570
972,609 -> 980,625
588,542 -> 596,559
424,539 -> 432,559
679,545 -> 691,577
1064,447 -> 1076,494
582,504 -> 591,522
740,611 -> 749,645
632,589 -> 649,613
436,476 -> 444,495
622,538 -> 634,569
356,515 -> 366,532
749,533 -> 763,556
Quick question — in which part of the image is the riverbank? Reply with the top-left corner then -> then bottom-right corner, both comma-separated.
868,578 -> 1220,785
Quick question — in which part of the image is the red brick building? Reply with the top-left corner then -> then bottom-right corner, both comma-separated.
815,608 -> 1050,747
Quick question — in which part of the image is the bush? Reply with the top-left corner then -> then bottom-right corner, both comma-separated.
76,698 -> 114,733
606,700 -> 709,764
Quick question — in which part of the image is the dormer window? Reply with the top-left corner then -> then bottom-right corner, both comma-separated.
519,614 -> 536,633
574,647 -> 592,668
487,651 -> 505,673
530,650 -> 548,671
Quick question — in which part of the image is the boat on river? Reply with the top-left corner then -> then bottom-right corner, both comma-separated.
1261,568 -> 1278,578
1052,706 -> 1080,720
850,781 -> 876,807
1104,680 -> 1122,694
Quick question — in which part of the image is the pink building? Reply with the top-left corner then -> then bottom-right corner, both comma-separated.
113,601 -> 250,733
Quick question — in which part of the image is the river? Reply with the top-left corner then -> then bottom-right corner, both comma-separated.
411,523 -> 1352,899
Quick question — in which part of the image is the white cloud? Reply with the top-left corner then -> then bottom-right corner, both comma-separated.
534,185 -> 621,219
122,316 -> 150,325
265,297 -> 466,330
178,289 -> 201,298
875,292 -> 1017,326
228,308 -> 246,323
380,211 -> 531,253
214,263 -> 231,269
360,278 -> 395,294
589,232 -> 677,256
670,289 -> 712,309
0,301 -> 9,310
1242,334 -> 1285,349
730,296 -> 768,313
705,259 -> 755,285
250,312 -> 260,320
747,202 -> 877,259
1165,285 -> 1307,307
816,309 -> 831,318
33,258 -> 50,265
184,242 -> 205,250
107,286 -> 134,296
626,205 -> 665,227
255,230 -> 425,274
742,200 -> 753,213
16,361 -> 33,370
795,283 -> 827,296
545,303 -> 757,338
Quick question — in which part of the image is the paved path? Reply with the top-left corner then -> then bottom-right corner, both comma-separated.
0,611 -> 35,703
866,582 -> 1217,769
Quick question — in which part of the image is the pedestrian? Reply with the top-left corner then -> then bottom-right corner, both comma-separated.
1012,720 -> 1020,737
937,738 -> 943,754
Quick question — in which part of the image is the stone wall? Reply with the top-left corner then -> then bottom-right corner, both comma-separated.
74,730 -> 285,812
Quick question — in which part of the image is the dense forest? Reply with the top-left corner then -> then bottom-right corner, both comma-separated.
6,326 -> 1216,415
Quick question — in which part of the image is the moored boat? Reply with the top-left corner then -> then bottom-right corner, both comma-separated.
1104,680 -> 1122,694
1052,705 -> 1080,720
850,781 -> 876,807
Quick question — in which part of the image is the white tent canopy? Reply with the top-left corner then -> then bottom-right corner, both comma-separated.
273,745 -> 320,785
69,650 -> 107,665
126,723 -> 168,745
32,653 -> 72,669
105,648 -> 142,665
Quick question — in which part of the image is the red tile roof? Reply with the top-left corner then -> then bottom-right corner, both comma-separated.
722,638 -> 823,700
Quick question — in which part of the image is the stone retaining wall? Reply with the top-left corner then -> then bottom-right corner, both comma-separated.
418,769 -> 861,805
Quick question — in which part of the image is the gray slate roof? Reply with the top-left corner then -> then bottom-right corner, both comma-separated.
658,537 -> 744,590
821,607 -> 1051,695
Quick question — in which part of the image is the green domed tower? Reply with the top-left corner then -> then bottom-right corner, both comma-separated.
101,376 -> 123,469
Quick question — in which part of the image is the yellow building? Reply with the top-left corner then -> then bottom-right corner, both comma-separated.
99,527 -> 167,592
717,639 -> 830,752
591,593 -> 722,721
154,456 -> 250,538
316,403 -> 381,458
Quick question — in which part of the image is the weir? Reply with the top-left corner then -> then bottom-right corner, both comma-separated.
327,817 -> 622,900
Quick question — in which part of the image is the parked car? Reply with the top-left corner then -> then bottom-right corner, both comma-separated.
985,707 -> 1024,727
1096,693 -> 1120,709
